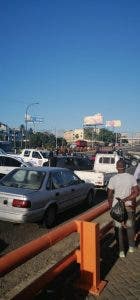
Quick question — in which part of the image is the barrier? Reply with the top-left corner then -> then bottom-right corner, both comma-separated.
0,201 -> 113,298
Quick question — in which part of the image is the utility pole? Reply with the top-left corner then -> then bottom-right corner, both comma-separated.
25,102 -> 39,148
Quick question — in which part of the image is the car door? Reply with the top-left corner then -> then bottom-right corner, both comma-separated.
46,170 -> 69,213
60,170 -> 87,209
31,151 -> 43,166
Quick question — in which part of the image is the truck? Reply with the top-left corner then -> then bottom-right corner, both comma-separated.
75,140 -> 87,148
74,153 -> 120,189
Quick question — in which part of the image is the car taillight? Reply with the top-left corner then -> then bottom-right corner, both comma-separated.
12,199 -> 31,208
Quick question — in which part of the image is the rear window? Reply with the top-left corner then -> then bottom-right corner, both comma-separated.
99,157 -> 115,164
111,158 -> 115,164
0,169 -> 46,190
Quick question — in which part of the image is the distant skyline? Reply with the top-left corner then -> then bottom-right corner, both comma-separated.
0,0 -> 140,133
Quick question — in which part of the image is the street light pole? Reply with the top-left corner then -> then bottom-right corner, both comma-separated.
25,102 -> 39,148
55,128 -> 57,149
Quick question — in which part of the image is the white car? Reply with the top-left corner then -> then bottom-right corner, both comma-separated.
20,149 -> 49,166
0,154 -> 32,178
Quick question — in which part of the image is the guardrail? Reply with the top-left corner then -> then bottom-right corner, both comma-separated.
0,201 -> 115,299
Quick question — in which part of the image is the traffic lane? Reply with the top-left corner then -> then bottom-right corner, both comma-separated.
0,165 -> 136,256
0,189 -> 107,256
0,162 -> 136,254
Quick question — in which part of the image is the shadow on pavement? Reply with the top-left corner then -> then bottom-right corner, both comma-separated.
0,239 -> 9,256
35,232 -> 118,300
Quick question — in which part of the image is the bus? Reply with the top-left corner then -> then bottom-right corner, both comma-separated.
75,140 -> 87,148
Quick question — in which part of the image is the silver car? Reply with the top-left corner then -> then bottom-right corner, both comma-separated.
0,167 -> 95,227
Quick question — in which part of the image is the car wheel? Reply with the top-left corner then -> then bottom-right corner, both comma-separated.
43,205 -> 57,228
131,159 -> 138,167
86,190 -> 94,208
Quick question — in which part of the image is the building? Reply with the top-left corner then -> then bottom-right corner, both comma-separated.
121,132 -> 140,145
64,129 -> 84,143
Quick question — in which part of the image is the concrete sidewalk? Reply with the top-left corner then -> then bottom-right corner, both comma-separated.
35,234 -> 140,300
35,209 -> 140,300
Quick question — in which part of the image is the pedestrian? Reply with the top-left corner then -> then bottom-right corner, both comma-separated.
134,161 -> 140,183
48,149 -> 54,166
134,161 -> 140,241
108,159 -> 139,258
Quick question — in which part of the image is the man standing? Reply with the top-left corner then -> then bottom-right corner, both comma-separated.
134,161 -> 140,183
108,159 -> 138,258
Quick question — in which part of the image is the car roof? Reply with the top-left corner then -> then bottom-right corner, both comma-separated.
57,155 -> 87,159
19,166 -> 72,172
23,149 -> 48,151
95,153 -> 119,157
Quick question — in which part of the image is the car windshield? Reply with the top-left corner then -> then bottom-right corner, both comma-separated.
40,151 -> 50,158
0,169 -> 47,190
73,157 -> 93,170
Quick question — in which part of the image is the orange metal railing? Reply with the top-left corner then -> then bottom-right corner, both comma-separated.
0,201 -> 113,298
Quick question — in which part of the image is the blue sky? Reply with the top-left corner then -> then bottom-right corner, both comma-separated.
0,0 -> 139,134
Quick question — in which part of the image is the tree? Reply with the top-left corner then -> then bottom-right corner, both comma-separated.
98,128 -> 116,143
57,137 -> 67,147
20,124 -> 25,133
84,127 -> 97,140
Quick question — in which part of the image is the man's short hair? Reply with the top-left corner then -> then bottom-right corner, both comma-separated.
116,159 -> 126,170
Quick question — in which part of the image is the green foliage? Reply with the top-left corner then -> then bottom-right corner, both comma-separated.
27,131 -> 67,149
98,128 -> 116,143
84,127 -> 116,143
84,128 -> 97,140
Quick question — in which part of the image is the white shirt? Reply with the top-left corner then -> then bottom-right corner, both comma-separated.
108,173 -> 137,207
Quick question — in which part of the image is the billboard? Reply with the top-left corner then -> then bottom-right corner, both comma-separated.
83,113 -> 103,126
25,115 -> 44,123
106,120 -> 121,128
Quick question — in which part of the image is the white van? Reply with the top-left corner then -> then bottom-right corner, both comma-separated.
93,153 -> 120,173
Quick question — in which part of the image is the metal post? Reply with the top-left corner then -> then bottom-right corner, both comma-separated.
115,131 -> 117,145
25,102 -> 39,148
76,220 -> 107,295
55,128 -> 57,149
